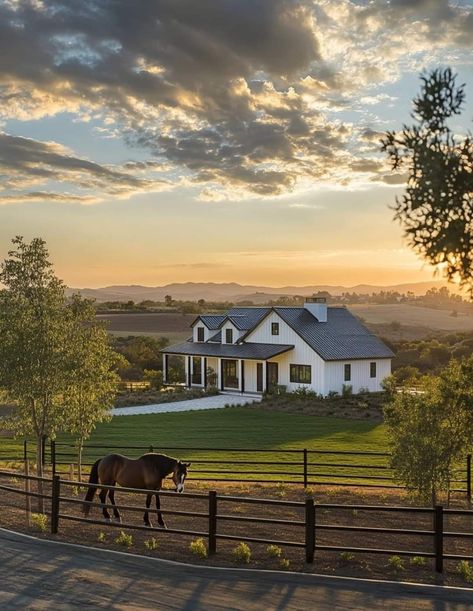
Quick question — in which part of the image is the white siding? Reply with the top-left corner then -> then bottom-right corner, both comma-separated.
324,358 -> 391,394
221,321 -> 243,344
244,311 -> 325,393
192,322 -> 212,342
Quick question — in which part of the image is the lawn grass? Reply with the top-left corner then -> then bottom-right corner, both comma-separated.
2,407 -> 391,484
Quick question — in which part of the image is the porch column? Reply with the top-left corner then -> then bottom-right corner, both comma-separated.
217,358 -> 223,391
202,357 -> 207,388
240,360 -> 245,394
162,354 -> 168,383
187,356 -> 192,387
265,361 -> 269,392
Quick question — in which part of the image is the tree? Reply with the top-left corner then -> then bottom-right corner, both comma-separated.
384,356 -> 473,505
63,295 -> 123,481
0,237 -> 122,485
164,295 -> 173,307
382,68 -> 473,295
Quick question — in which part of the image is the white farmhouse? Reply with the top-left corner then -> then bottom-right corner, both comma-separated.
161,298 -> 394,396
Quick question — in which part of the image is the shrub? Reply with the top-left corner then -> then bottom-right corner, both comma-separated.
189,538 -> 207,559
266,544 -> 282,558
457,560 -> 473,583
144,537 -> 159,551
115,530 -> 133,548
342,384 -> 353,397
304,486 -> 314,498
388,555 -> 405,571
351,509 -> 358,517
410,556 -> 426,567
233,542 -> 251,564
340,551 -> 355,562
97,531 -> 107,543
294,386 -> 318,399
275,482 -> 286,498
279,558 -> 290,570
31,513 -> 48,533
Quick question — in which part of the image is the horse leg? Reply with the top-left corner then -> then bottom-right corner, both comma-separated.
99,488 -> 111,522
144,493 -> 153,527
156,492 -> 166,529
108,489 -> 121,523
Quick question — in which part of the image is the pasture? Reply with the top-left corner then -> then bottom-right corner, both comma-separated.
97,312 -> 193,344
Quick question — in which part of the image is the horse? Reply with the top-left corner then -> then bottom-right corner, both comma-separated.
83,453 -> 191,528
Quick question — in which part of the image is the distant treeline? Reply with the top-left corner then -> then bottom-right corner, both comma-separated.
95,287 -> 471,315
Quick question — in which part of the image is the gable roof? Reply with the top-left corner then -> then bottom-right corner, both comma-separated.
193,314 -> 226,330
271,307 -> 394,361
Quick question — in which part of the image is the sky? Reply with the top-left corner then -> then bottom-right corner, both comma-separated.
0,0 -> 472,288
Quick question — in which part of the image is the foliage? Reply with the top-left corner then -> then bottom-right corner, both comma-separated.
410,556 -> 426,567
384,356 -> 473,504
232,542 -> 251,564
31,513 -> 48,532
388,556 -> 405,571
144,537 -> 159,551
266,544 -> 283,558
304,486 -> 314,498
279,558 -> 290,570
382,68 -> 473,294
97,531 -> 107,543
341,384 -> 353,398
456,560 -> 473,583
143,369 -> 164,390
340,551 -> 355,562
113,335 -> 170,380
189,537 -> 207,559
115,530 -> 133,547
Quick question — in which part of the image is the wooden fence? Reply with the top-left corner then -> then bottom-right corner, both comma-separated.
1,469 -> 472,574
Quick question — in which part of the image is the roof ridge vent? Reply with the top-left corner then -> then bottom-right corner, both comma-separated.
304,297 -> 327,322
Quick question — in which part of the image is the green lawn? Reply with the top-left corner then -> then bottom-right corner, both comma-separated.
2,407 -> 391,485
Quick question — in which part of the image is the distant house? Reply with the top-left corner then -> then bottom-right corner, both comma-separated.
160,298 -> 394,396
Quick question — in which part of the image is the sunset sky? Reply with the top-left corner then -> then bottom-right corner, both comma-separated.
0,0 -> 472,288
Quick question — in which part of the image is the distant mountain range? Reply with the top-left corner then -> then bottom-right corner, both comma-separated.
66,281 -> 453,303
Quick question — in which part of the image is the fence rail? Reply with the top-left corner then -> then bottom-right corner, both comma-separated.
1,469 -> 472,574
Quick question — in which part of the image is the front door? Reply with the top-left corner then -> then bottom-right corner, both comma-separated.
256,363 -> 263,392
267,362 -> 278,390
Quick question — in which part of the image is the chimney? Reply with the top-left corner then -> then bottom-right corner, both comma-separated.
304,297 -> 327,322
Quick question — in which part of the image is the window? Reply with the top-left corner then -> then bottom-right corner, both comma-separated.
196,326 -> 205,342
370,362 -> 376,378
344,364 -> 351,382
192,357 -> 202,385
271,322 -> 279,336
225,328 -> 233,344
290,364 -> 311,384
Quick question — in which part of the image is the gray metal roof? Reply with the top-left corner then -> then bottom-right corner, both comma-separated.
196,315 -> 226,330
273,307 -> 394,361
226,307 -> 270,330
207,331 -> 221,343
162,341 -> 294,360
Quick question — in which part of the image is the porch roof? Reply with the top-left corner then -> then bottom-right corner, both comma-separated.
162,341 -> 294,360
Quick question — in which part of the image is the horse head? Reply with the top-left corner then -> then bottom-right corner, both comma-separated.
172,460 -> 191,493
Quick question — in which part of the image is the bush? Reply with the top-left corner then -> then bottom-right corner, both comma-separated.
144,537 -> 159,551
266,544 -> 282,558
342,384 -> 353,397
410,556 -> 426,567
340,551 -> 355,562
97,531 -> 107,543
275,482 -> 286,498
233,542 -> 251,564
279,558 -> 290,570
31,513 -> 48,532
457,560 -> 473,583
304,486 -> 314,498
189,538 -> 208,559
115,530 -> 133,547
388,555 -> 405,571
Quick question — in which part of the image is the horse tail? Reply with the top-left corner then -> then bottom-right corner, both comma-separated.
83,459 -> 100,516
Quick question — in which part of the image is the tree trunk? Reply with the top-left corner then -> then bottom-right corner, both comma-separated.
77,441 -> 83,483
36,435 -> 45,513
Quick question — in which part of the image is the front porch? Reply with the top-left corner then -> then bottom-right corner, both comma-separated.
161,342 -> 293,395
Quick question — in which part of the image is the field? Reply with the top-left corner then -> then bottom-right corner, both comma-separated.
350,304 -> 473,332
97,312 -> 193,344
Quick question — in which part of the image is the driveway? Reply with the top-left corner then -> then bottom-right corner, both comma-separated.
113,393 -> 261,416
0,529 -> 471,610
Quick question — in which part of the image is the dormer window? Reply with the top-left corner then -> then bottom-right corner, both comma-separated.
197,326 -> 205,342
225,328 -> 233,344
271,322 -> 279,336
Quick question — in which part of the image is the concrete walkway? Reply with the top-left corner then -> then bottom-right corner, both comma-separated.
113,393 -> 261,416
1,529 -> 471,610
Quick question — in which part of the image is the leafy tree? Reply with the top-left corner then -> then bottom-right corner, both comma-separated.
384,356 -> 473,505
382,68 -> 473,295
63,295 -> 123,480
164,295 -> 173,307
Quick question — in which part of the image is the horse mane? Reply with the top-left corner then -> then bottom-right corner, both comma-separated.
142,453 -> 178,476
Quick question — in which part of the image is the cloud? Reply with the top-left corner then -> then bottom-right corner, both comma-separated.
0,133 -> 171,204
0,0 -> 471,199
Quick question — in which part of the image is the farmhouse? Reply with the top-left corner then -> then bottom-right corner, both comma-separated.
161,298 -> 394,396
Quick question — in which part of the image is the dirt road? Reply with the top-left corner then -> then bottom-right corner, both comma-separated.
0,528 -> 471,610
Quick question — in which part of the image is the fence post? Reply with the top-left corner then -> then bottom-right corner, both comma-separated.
208,490 -> 217,555
24,459 -> 31,526
305,498 -> 315,563
51,475 -> 61,535
41,435 -> 47,468
466,455 -> 471,505
434,505 -> 443,574
303,449 -> 308,488
51,440 -> 56,477
23,439 -> 27,463
149,445 -> 154,453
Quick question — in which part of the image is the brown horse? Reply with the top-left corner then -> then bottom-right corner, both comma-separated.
83,453 -> 191,527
